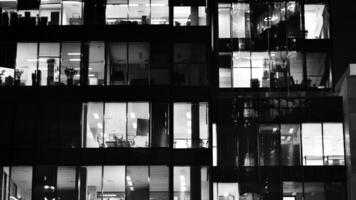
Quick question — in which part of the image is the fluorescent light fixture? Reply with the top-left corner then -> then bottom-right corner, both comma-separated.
130,112 -> 136,119
93,113 -> 99,119
88,74 -> 96,77
130,187 -> 134,191
67,53 -> 81,56
128,3 -> 138,6
0,0 -> 16,2
132,122 -> 137,129
97,123 -> 103,129
224,193 -> 229,197
126,176 -> 131,181
273,127 -> 278,132
289,128 -> 294,134
281,136 -> 286,140
180,175 -> 185,181
69,58 -> 81,62
101,194 -> 117,197
127,180 -> 133,186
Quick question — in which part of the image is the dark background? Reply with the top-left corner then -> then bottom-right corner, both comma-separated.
331,0 -> 356,83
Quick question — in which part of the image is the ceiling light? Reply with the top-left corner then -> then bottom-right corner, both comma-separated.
180,175 -> 185,181
180,186 -> 186,191
67,53 -> 81,56
130,112 -> 136,119
187,121 -> 191,127
289,128 -> 294,134
126,176 -> 131,181
281,136 -> 286,140
97,123 -> 103,129
130,187 -> 134,191
224,193 -> 229,197
132,122 -> 137,129
186,112 -> 191,119
93,113 -> 99,119
273,127 -> 278,132
69,58 -> 81,62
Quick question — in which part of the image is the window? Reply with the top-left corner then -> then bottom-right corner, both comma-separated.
174,6 -> 207,26
323,123 -> 344,165
32,166 -> 57,200
61,42 -> 81,85
173,167 -> 210,200
173,103 -> 209,148
304,4 -> 330,39
0,43 -> 16,86
106,0 -> 129,25
126,166 -> 149,199
10,166 -> 33,200
306,52 -> 332,88
15,43 -> 38,86
149,166 -> 169,200
283,182 -> 303,200
84,102 -> 168,148
304,183 -> 325,200
218,3 -> 250,39
88,42 -> 105,85
218,4 -> 231,38
57,167 -> 77,200
62,0 -> 83,25
151,0 -> 169,24
79,166 -> 103,200
103,166 -> 125,199
38,43 -> 60,86
213,183 -> 239,200
173,43 -> 207,86
258,124 -> 280,166
39,0 -> 62,25
302,123 -> 323,165
281,124 -> 301,166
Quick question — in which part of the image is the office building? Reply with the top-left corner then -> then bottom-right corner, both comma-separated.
0,0 -> 347,200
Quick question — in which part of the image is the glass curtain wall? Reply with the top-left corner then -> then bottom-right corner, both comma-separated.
217,2 -> 331,89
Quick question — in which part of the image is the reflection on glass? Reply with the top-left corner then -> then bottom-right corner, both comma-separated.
173,43 -> 207,86
323,123 -> 344,165
57,167 -> 77,200
33,166 -> 57,200
174,6 -> 207,26
126,166 -> 149,200
213,183 -> 239,200
127,102 -> 150,147
304,4 -> 330,39
281,124 -> 301,166
174,166 -> 190,200
149,166 -> 169,200
304,182 -> 325,200
174,103 -> 209,148
62,0 -> 83,25
231,3 -> 250,38
306,52 -> 331,88
88,42 -> 105,85
302,123 -> 323,165
283,182 -> 303,200
258,124 -> 280,166
79,166 -> 102,200
103,166 -> 125,200
10,166 -> 33,200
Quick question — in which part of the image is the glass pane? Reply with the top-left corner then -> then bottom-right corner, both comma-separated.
62,1 -> 83,25
15,43 -> 38,86
39,1 -> 61,25
126,166 -> 149,200
151,0 -> 169,24
33,166 -> 57,200
283,182 -> 303,200
173,166 -> 190,200
304,183 -> 325,200
304,4 -> 330,39
323,123 -> 344,165
10,166 -> 33,200
61,42 -> 81,86
306,52 -> 331,88
107,43 -> 127,85
302,123 -> 323,165
106,0 -> 128,25
104,103 -> 127,147
199,103 -> 209,148
103,166 -> 125,200
151,103 -> 169,147
57,167 -> 77,200
85,102 -> 104,148
150,43 -> 170,85
128,0 -> 150,24
128,43 -> 149,85
232,3 -> 250,38
259,124 -> 280,166
281,124 -> 301,166
289,52 -> 304,87
174,103 -> 192,148
89,42 -> 105,85
216,183 -> 239,200
38,43 -> 60,86
174,6 -> 207,26
149,166 -> 169,200
201,167 -> 209,200
218,4 -> 231,38
127,102 -> 150,147
80,166 -> 102,200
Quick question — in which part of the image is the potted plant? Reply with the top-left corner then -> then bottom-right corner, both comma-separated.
64,67 -> 77,86
0,70 -> 5,86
